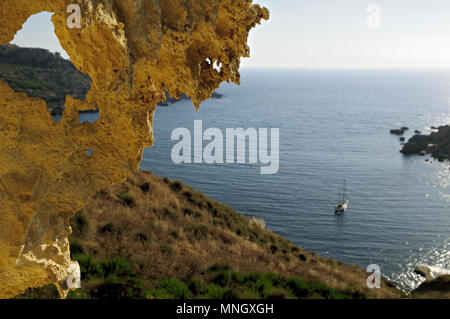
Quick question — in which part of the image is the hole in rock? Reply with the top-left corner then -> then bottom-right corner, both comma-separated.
213,60 -> 222,73
79,109 -> 99,124
0,12 -> 92,121
85,148 -> 94,157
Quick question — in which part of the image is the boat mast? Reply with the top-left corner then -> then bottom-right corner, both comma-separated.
342,179 -> 346,201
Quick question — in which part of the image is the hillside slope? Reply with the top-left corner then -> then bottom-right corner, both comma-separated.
17,170 -> 403,299
0,44 -> 91,115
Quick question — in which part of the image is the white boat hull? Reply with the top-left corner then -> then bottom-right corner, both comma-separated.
334,201 -> 348,214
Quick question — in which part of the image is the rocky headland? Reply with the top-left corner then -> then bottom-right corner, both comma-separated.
412,268 -> 450,299
401,125 -> 450,161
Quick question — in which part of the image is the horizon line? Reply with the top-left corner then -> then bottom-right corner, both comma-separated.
240,66 -> 450,70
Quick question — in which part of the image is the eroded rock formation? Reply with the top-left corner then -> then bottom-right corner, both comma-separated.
0,0 -> 268,298
401,125 -> 450,161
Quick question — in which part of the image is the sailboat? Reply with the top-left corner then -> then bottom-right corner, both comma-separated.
334,179 -> 348,215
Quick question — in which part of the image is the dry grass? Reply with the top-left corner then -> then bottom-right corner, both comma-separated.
67,170 -> 403,299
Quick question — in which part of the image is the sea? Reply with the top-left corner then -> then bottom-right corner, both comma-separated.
135,68 -> 450,292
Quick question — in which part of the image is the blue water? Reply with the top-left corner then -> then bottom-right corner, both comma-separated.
140,69 -> 450,292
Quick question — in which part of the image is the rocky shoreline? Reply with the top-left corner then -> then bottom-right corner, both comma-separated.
412,275 -> 450,298
400,125 -> 450,161
157,90 -> 223,107
390,125 -> 450,297
412,265 -> 450,298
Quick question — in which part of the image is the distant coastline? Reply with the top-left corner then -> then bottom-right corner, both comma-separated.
157,91 -> 224,107
0,44 -> 91,116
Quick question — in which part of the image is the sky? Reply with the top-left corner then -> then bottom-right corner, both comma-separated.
10,1 -> 450,68
11,12 -> 70,60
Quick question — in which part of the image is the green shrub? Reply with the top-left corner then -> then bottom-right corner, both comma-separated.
234,289 -> 260,299
148,289 -> 170,299
270,245 -> 278,254
204,284 -> 230,299
251,278 -> 273,297
183,208 -> 202,219
92,276 -> 148,299
158,278 -> 192,299
67,288 -> 91,299
134,231 -> 149,242
206,200 -> 214,211
310,282 -> 333,298
69,238 -> 85,256
182,190 -> 193,200
159,243 -> 175,255
262,272 -> 282,287
101,257 -> 134,278
310,282 -> 351,299
139,182 -> 150,193
187,224 -> 209,240
169,180 -> 183,192
99,222 -> 122,236
265,287 -> 292,300
187,277 -> 204,295
118,191 -> 135,207
156,207 -> 177,220
286,277 -> 311,298
207,263 -> 232,273
70,210 -> 89,237
73,254 -> 104,280
13,284 -> 60,299
212,269 -> 239,287
348,290 -> 366,299
240,272 -> 262,284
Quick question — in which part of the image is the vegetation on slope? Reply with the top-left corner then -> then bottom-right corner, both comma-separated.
0,45 -> 223,113
0,44 -> 91,115
16,170 -> 403,299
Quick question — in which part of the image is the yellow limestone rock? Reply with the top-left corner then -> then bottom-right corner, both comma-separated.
0,0 -> 268,298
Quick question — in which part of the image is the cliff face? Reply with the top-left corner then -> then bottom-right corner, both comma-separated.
0,0 -> 268,298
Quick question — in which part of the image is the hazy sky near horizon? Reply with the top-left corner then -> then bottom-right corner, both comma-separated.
10,1 -> 450,68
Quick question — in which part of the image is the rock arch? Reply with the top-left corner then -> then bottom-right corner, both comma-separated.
0,0 -> 268,298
